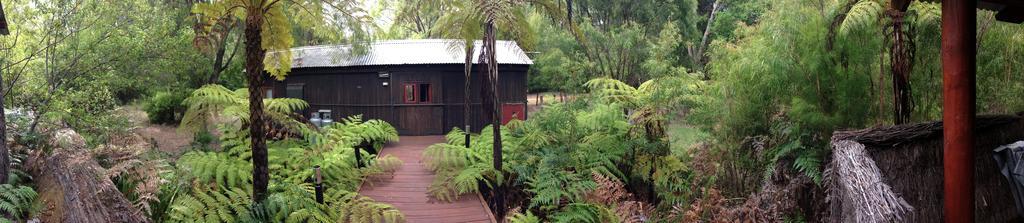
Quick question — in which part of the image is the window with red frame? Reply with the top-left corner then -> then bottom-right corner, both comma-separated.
403,83 -> 431,103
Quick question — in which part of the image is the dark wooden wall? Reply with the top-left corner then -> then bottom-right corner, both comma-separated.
265,64 -> 529,135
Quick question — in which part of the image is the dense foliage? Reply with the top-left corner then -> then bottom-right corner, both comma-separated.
166,85 -> 404,222
143,91 -> 190,125
423,74 -> 703,222
690,0 -> 1024,199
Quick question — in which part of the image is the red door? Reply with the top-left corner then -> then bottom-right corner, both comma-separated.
501,103 -> 526,125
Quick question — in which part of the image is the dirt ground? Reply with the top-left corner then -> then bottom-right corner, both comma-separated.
115,105 -> 193,155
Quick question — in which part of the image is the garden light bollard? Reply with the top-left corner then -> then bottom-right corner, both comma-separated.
314,165 -> 324,204
465,125 -> 471,147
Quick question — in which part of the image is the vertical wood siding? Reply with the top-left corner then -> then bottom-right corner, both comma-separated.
265,64 -> 528,135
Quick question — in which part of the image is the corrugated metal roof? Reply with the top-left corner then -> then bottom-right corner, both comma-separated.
289,39 -> 533,68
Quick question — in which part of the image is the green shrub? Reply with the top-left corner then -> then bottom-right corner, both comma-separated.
190,130 -> 217,151
51,83 -> 132,146
144,91 -> 189,125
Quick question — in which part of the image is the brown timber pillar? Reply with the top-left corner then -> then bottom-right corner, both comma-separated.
941,0 -> 976,222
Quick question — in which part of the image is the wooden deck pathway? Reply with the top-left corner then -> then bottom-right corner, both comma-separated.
359,136 -> 496,223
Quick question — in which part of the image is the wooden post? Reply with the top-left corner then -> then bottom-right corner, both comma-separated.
314,165 -> 324,204
941,0 -> 976,222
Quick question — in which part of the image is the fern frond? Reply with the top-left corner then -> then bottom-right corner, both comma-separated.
178,151 -> 253,189
327,190 -> 406,223
550,203 -> 614,223
167,187 -> 252,223
585,77 -> 639,107
0,184 -> 36,220
794,149 -> 824,184
839,0 -> 883,35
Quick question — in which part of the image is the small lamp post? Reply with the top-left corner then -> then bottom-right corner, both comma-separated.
313,165 -> 324,204
464,125 -> 471,147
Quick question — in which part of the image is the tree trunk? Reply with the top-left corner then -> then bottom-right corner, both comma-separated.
692,0 -> 720,75
484,21 -> 506,222
209,41 -> 227,84
30,129 -> 148,223
244,11 -> 269,202
566,0 -> 573,23
209,29 -> 240,85
0,59 -> 7,184
478,53 -> 494,125
464,43 -> 473,146
889,10 -> 913,124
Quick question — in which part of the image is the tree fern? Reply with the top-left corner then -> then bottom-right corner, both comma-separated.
585,77 -> 640,108
170,106 -> 406,222
423,102 -> 646,221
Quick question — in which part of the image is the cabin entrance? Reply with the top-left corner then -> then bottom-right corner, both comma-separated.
396,82 -> 443,135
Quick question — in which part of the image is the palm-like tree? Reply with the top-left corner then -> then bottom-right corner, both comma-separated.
585,76 -> 699,147
830,0 -> 940,124
432,0 -> 566,219
192,0 -> 369,202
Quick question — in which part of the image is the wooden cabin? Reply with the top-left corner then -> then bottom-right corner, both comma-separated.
262,39 -> 531,135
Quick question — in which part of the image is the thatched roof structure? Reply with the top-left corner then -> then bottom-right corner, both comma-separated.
828,140 -> 913,222
827,114 -> 1024,222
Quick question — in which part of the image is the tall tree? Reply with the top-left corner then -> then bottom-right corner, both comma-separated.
192,5 -> 242,85
192,0 -> 370,202
384,0 -> 450,38
433,0 -> 566,219
831,0 -> 938,124
0,0 -> 8,184
687,0 -> 720,74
